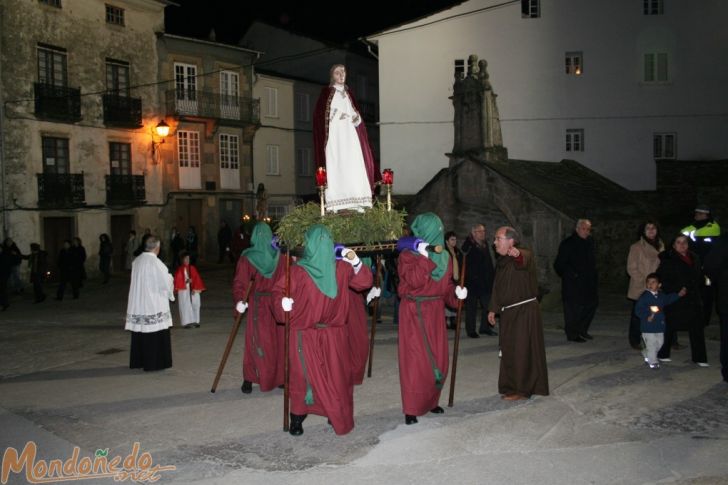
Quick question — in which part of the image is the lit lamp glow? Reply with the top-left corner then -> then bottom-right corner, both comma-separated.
315,167 -> 327,216
381,168 -> 394,211
151,120 -> 170,161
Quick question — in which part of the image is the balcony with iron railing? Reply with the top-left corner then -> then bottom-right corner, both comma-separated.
102,94 -> 143,128
165,89 -> 260,125
37,173 -> 85,208
34,83 -> 82,122
105,174 -> 146,205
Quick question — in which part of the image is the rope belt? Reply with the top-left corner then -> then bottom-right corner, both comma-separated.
252,291 -> 272,358
500,297 -> 537,313
295,322 -> 329,407
406,295 -> 444,389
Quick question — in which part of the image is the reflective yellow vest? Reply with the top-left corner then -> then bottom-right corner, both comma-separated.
681,221 -> 721,242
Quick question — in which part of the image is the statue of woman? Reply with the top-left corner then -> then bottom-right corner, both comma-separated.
313,64 -> 379,212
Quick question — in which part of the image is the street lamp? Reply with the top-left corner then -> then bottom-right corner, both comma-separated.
151,120 -> 170,161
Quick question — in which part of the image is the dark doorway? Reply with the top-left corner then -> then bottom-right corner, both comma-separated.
110,214 -> 133,271
176,199 -> 203,259
43,216 -> 74,282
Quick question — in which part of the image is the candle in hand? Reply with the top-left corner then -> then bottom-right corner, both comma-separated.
649,306 -> 660,313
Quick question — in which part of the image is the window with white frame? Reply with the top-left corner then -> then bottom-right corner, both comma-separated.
219,134 -> 239,170
565,129 -> 584,152
296,93 -> 310,122
653,133 -> 676,159
264,86 -> 278,118
105,4 -> 124,25
296,148 -> 312,176
565,52 -> 583,76
643,53 -> 668,83
177,130 -> 200,168
266,145 -> 280,175
521,0 -> 540,18
454,59 -> 465,79
643,0 -> 663,15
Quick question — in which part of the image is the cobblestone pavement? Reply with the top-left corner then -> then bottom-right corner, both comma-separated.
1,264 -> 726,485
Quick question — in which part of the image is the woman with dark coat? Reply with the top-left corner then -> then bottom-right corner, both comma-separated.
98,234 -> 113,283
656,234 -> 708,366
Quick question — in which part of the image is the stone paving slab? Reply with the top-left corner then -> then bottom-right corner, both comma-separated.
1,264 -> 726,485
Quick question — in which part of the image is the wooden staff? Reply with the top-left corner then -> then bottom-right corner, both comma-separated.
210,276 -> 255,393
283,250 -> 291,432
448,253 -> 467,407
366,255 -> 383,378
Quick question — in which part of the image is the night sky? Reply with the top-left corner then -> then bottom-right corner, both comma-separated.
164,0 -> 464,46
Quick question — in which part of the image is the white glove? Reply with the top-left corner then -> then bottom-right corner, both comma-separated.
236,301 -> 248,314
366,287 -> 382,305
341,248 -> 361,268
282,297 -> 294,312
455,286 -> 468,300
416,242 -> 429,257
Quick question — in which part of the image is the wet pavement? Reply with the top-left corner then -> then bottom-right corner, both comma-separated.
1,263 -> 727,484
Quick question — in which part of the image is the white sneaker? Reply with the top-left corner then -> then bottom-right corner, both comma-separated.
658,358 -> 672,362
649,363 -> 660,369
498,350 -> 502,358
696,362 -> 710,367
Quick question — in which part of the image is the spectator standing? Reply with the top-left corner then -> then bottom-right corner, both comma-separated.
98,234 -> 113,283
72,237 -> 87,288
444,231 -> 463,329
125,236 -> 174,372
626,221 -> 665,349
173,251 -> 205,328
125,230 -> 137,271
2,238 -> 24,294
554,219 -> 598,342
217,220 -> 233,263
704,237 -> 728,382
635,273 -> 685,368
656,235 -> 708,366
56,240 -> 82,300
186,226 -> 198,265
169,227 -> 185,270
28,243 -> 47,303
461,223 -> 496,338
0,244 -> 20,310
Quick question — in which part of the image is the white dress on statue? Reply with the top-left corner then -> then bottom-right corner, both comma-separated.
177,267 -> 201,327
324,85 -> 373,212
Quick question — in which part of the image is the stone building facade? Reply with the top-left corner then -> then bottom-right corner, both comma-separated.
0,0 -> 169,275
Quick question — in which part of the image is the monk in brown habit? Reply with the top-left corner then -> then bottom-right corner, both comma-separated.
487,226 -> 549,400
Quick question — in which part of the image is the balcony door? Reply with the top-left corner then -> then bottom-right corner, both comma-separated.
219,70 -> 239,119
109,142 -> 131,175
42,137 -> 69,174
174,62 -> 197,115
219,133 -> 240,189
177,130 -> 201,189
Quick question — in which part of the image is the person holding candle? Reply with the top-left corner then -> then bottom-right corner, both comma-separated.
635,273 -> 686,368
313,64 -> 379,212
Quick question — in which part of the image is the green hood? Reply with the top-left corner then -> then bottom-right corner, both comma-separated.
411,213 -> 448,281
297,225 -> 337,298
241,222 -> 279,278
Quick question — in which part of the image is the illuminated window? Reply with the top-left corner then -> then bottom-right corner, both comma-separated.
565,52 -> 583,76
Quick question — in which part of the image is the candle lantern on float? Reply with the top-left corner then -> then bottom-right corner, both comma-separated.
315,167 -> 327,216
381,168 -> 394,211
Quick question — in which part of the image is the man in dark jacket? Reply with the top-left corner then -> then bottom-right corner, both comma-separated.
704,237 -> 728,382
554,219 -> 598,342
461,223 -> 496,338
28,243 -> 48,303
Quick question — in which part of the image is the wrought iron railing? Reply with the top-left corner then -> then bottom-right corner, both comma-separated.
34,83 -> 82,122
105,174 -> 146,205
166,89 -> 260,124
37,173 -> 85,207
102,94 -> 142,127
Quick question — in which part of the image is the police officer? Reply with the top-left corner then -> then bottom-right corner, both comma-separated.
681,204 -> 721,326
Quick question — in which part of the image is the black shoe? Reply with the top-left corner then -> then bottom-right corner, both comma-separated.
289,413 -> 307,436
193,323 -> 201,328
567,336 -> 587,343
467,332 -> 480,338
580,333 -> 593,340
405,414 -> 418,425
241,380 -> 253,394
430,406 -> 444,414
479,329 -> 498,336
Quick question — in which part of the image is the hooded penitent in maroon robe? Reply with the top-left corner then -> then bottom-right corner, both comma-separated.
397,250 -> 458,416
233,256 -> 286,392
273,261 -> 373,435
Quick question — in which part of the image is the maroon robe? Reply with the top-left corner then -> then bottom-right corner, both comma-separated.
348,266 -> 373,385
313,85 -> 380,190
397,250 -> 458,416
233,256 -> 285,392
273,261 -> 373,435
